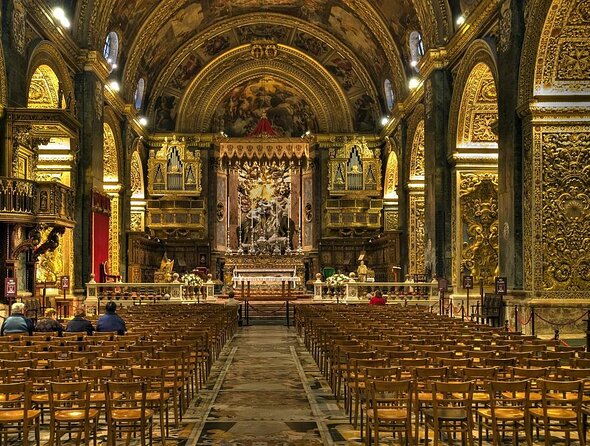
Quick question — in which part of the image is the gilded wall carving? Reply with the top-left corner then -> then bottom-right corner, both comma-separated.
102,123 -> 119,183
11,0 -> 26,55
108,196 -> 120,275
410,121 -> 425,178
36,227 -> 63,283
27,65 -> 61,109
409,195 -> 425,274
385,210 -> 399,231
459,173 -> 499,286
541,131 -> 590,292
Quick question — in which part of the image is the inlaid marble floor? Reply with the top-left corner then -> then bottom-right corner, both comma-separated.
190,325 -> 357,445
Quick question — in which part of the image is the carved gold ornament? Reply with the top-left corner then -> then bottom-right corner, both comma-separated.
409,195 -> 425,274
459,173 -> 499,286
541,131 -> 590,292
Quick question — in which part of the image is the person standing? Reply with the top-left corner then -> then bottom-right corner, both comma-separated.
35,308 -> 64,336
96,301 -> 126,335
1,302 -> 34,335
66,308 -> 94,335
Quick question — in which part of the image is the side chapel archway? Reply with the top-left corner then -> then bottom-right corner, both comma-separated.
448,43 -> 500,290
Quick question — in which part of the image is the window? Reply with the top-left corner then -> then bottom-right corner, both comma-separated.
409,31 -> 425,66
384,79 -> 395,111
134,78 -> 145,110
103,32 -> 119,65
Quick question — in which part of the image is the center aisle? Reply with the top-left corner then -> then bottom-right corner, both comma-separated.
188,326 -> 360,445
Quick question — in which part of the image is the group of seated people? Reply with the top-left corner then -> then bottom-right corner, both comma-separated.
0,301 -> 126,336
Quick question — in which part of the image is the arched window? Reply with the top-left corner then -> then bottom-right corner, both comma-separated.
134,78 -> 145,110
409,31 -> 425,66
384,79 -> 395,111
103,32 -> 119,65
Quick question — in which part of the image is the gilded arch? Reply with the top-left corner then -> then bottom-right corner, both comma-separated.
27,41 -> 74,104
148,13 -> 381,107
447,40 -> 499,154
175,45 -> 355,134
384,152 -> 399,200
130,147 -> 146,233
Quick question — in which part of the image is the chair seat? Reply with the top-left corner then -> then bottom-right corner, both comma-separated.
0,409 -> 41,421
423,407 -> 468,421
529,407 -> 578,421
136,392 -> 170,402
478,408 -> 525,421
0,394 -> 22,402
368,408 -> 409,421
111,408 -> 154,421
453,391 -> 488,402
417,392 -> 443,402
55,408 -> 100,421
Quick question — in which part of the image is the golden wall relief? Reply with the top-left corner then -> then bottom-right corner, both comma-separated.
410,121 -> 425,178
27,65 -> 62,109
108,196 -> 120,275
459,173 -> 499,286
409,195 -> 425,274
384,151 -> 399,199
36,227 -> 63,283
541,131 -> 590,292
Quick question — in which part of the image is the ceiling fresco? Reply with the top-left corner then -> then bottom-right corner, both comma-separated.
103,0 -> 425,132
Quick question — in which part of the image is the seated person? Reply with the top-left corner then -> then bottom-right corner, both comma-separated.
1,302 -> 34,335
35,307 -> 64,336
369,290 -> 386,305
66,308 -> 94,335
96,301 -> 126,335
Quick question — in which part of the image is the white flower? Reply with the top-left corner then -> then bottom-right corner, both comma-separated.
326,273 -> 350,286
181,273 -> 203,287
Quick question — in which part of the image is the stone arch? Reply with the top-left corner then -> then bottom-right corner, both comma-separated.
27,41 -> 74,107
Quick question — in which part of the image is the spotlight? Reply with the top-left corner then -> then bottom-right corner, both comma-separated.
410,60 -> 418,67
112,63 -> 118,69
107,58 -> 113,64
380,117 -> 389,126
139,117 -> 148,126
408,77 -> 421,89
456,15 -> 466,26
52,7 -> 70,28
109,81 -> 120,92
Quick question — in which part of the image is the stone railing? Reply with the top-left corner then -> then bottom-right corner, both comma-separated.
85,280 -> 216,315
0,177 -> 75,227
313,279 -> 444,303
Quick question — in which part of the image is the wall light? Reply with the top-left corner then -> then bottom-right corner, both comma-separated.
408,77 -> 421,89
52,7 -> 71,28
138,117 -> 148,126
410,60 -> 418,68
109,81 -> 120,92
456,15 -> 466,26
380,117 -> 389,126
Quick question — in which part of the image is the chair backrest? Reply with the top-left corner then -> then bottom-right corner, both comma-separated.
538,378 -> 585,412
432,380 -> 474,410
488,379 -> 529,411
0,381 -> 32,412
77,367 -> 119,391
130,367 -> 166,399
105,380 -> 148,414
48,381 -> 91,413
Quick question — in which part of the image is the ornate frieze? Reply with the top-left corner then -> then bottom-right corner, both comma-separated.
409,195 -> 425,274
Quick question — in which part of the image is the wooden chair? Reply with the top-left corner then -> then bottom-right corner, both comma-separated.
528,379 -> 585,446
0,382 -> 41,446
477,379 -> 531,446
423,381 -> 475,446
48,381 -> 99,446
131,366 -> 169,443
105,381 -> 154,446
365,379 -> 414,446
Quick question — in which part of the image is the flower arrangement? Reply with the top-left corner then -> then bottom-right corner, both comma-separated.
325,273 -> 350,287
181,273 -> 204,287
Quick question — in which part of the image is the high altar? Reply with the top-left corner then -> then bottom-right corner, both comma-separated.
217,117 -> 310,287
